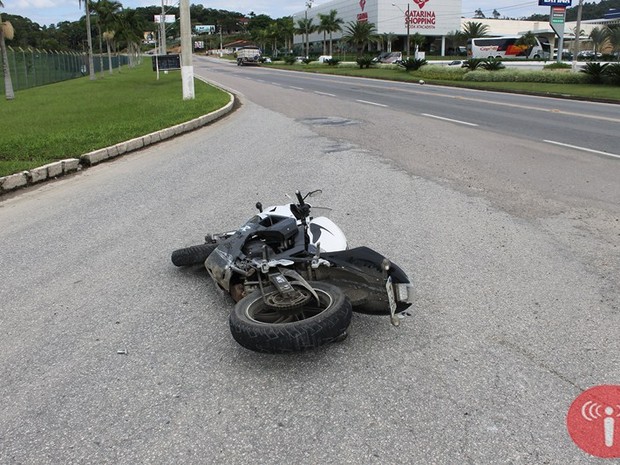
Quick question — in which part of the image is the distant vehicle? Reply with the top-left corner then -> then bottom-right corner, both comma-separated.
467,36 -> 550,60
317,55 -> 332,63
372,52 -> 403,64
577,50 -> 602,59
236,46 -> 261,66
446,59 -> 466,67
553,48 -> 573,60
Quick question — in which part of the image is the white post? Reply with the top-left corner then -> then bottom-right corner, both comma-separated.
180,0 -> 194,99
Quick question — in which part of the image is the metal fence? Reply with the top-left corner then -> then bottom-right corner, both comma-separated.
1,47 -> 130,93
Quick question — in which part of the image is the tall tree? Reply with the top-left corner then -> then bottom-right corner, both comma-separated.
295,17 -> 315,57
317,9 -> 343,55
342,21 -> 377,56
93,0 -> 121,75
516,31 -> 538,57
0,0 -> 15,99
608,26 -> 620,61
589,26 -> 609,55
79,0 -> 96,79
117,8 -> 144,67
462,21 -> 490,39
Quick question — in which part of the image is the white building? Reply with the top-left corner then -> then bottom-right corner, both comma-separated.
293,0 -> 463,56
293,0 -> 619,56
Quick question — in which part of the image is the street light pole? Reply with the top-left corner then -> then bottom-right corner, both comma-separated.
571,0 -> 583,72
305,0 -> 313,59
406,3 -> 410,59
392,3 -> 411,59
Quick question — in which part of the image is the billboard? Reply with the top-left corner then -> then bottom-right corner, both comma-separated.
154,15 -> 176,23
538,0 -> 571,6
195,25 -> 216,34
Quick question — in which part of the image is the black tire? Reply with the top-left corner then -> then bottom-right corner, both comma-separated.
171,243 -> 217,267
229,282 -> 352,353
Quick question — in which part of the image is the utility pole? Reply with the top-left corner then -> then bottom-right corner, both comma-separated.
406,3 -> 411,59
179,0 -> 194,99
571,0 -> 583,72
305,0 -> 313,58
160,0 -> 166,54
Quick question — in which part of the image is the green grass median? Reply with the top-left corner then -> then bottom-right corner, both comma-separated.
0,60 -> 230,178
265,62 -> 620,102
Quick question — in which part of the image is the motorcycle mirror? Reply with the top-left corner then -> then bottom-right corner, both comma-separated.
255,202 -> 263,213
304,189 -> 323,200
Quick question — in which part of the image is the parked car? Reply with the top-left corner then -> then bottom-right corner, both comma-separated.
577,50 -> 602,60
447,59 -> 466,67
372,52 -> 403,64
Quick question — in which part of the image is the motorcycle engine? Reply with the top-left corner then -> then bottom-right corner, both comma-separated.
243,241 -> 275,258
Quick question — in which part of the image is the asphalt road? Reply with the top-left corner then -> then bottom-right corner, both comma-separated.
0,57 -> 618,464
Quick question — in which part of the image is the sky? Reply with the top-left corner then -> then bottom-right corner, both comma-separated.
1,0 -> 604,28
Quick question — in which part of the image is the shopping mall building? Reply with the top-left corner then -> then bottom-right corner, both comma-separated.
292,0 -> 620,56
293,0 -> 463,55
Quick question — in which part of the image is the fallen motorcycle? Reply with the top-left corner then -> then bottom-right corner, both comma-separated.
171,190 -> 413,353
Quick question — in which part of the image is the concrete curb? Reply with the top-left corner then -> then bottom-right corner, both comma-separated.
0,92 -> 235,196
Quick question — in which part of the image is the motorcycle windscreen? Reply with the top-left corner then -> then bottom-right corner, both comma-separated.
308,216 -> 347,252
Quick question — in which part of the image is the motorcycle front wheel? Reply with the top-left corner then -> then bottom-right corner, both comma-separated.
229,282 -> 352,354
171,243 -> 217,267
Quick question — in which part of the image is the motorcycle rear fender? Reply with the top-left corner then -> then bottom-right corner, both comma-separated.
314,246 -> 413,312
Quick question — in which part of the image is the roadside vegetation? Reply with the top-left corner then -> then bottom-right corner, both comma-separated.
263,59 -> 620,101
0,60 -> 229,177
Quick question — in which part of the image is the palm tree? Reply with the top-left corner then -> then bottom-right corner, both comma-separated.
445,30 -> 464,55
516,31 -> 538,57
79,0 -> 96,80
608,26 -> 620,61
382,32 -> 397,53
295,17 -> 315,58
117,9 -> 144,67
342,21 -> 377,57
462,21 -> 490,40
589,26 -> 609,56
277,17 -> 295,54
317,10 -> 343,56
93,0 -> 121,75
0,0 -> 15,100
410,32 -> 426,55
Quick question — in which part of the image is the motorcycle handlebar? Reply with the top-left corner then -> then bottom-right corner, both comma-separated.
295,190 -> 305,206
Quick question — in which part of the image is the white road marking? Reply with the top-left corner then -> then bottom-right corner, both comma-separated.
356,99 -> 388,107
290,86 -> 305,90
544,140 -> 620,160
421,113 -> 479,127
315,91 -> 336,97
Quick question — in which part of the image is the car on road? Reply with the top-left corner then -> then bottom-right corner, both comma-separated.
446,59 -> 466,67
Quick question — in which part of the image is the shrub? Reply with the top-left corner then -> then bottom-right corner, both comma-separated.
356,56 -> 374,69
605,63 -> 620,85
325,58 -> 340,66
283,56 -> 297,65
580,62 -> 609,84
463,69 -> 588,84
302,57 -> 313,65
481,58 -> 505,71
416,66 -> 467,81
398,58 -> 427,71
544,62 -> 571,70
463,58 -> 484,70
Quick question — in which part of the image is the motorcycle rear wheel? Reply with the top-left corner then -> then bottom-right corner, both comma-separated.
171,243 -> 217,267
229,282 -> 352,354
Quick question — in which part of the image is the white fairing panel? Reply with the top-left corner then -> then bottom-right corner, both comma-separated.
308,216 -> 347,252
